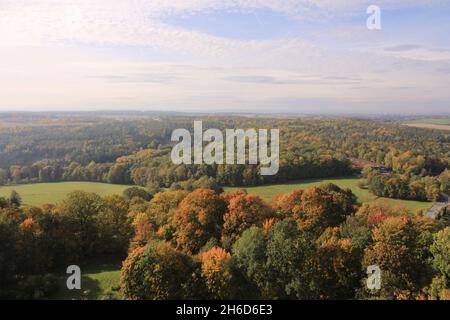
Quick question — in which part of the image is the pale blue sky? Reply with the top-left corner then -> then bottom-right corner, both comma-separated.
1,1 -> 450,114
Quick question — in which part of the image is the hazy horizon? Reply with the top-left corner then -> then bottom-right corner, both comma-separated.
1,1 -> 450,114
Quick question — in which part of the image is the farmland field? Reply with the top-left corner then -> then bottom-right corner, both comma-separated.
405,118 -> 450,125
225,177 -> 433,212
0,182 -> 133,206
404,117 -> 450,130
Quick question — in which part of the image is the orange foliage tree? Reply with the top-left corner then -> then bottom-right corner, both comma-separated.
315,227 -> 360,299
222,193 -> 273,246
200,247 -> 235,299
272,184 -> 356,235
146,190 -> 188,239
172,189 -> 226,254
121,240 -> 203,300
362,216 -> 433,299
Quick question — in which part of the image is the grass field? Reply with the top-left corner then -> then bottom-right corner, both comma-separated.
0,178 -> 432,211
52,262 -> 122,300
225,177 -> 433,212
0,182 -> 133,206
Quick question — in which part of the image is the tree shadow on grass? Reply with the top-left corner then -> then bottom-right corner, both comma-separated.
55,275 -> 102,300
50,257 -> 123,300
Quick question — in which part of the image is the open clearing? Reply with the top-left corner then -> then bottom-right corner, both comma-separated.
225,177 -> 433,212
0,182 -> 133,206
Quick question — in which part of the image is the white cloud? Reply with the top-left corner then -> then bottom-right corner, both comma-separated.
0,0 -> 449,112
382,47 -> 450,61
1,0 -> 447,47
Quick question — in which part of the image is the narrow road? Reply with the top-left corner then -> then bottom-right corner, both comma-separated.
426,193 -> 449,219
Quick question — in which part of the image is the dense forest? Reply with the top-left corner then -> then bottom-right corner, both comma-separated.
1,113 -> 449,300
1,184 -> 449,299
1,113 -> 448,201
361,167 -> 449,202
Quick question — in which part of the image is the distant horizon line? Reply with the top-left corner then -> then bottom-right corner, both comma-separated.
0,109 -> 449,118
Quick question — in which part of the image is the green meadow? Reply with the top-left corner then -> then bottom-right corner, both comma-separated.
0,178 -> 433,212
0,182 -> 133,206
225,177 -> 433,212
52,262 -> 122,300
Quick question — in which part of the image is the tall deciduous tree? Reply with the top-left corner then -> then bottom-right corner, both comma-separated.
120,240 -> 202,300
361,216 -> 433,299
200,247 -> 235,299
172,189 -> 226,254
428,227 -> 450,299
222,193 -> 273,246
59,191 -> 105,257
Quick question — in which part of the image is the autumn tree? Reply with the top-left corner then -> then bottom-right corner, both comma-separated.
361,216 -> 433,299
428,227 -> 450,300
200,247 -> 236,299
222,193 -> 273,247
147,190 -> 188,230
127,190 -> 188,249
315,227 -> 360,299
338,203 -> 399,273
439,169 -> 450,194
120,240 -> 203,300
172,189 -> 226,254
16,218 -> 45,272
272,184 -> 356,235
96,195 -> 133,255
341,202 -> 409,249
271,190 -> 303,218
129,212 -> 156,251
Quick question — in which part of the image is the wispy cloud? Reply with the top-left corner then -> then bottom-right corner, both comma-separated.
87,73 -> 177,84
224,75 -> 310,84
382,47 -> 450,61
384,44 -> 422,52
0,0 -> 449,113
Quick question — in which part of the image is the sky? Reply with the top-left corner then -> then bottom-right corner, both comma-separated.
1,0 -> 450,114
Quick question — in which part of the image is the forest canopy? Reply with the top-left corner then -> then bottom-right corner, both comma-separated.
1,114 -> 448,198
